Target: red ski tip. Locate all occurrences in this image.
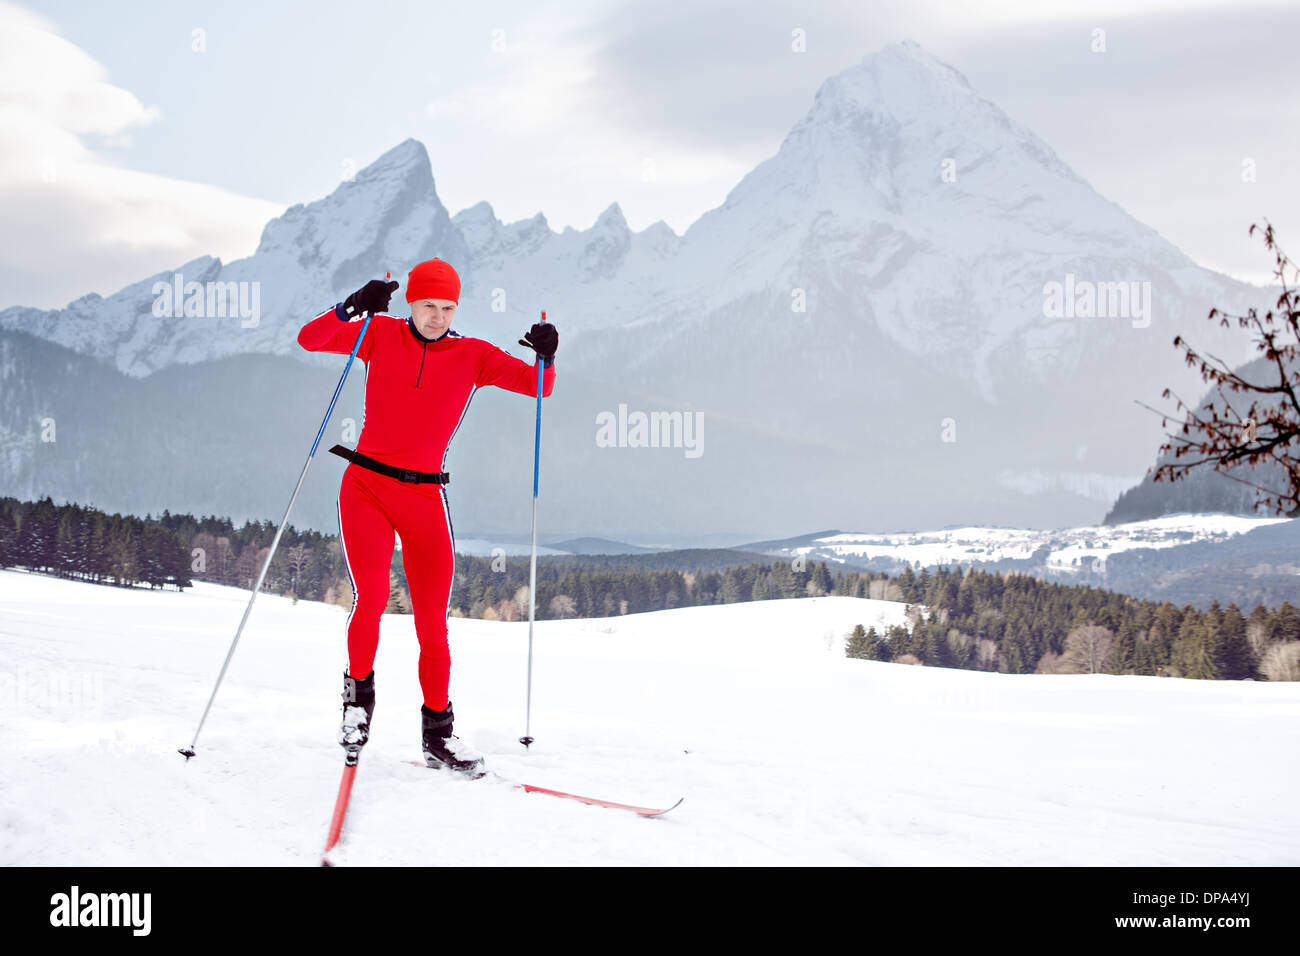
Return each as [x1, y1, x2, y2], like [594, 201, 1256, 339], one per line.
[321, 758, 360, 861]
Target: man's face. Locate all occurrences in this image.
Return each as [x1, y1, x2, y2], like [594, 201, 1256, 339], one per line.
[412, 298, 456, 338]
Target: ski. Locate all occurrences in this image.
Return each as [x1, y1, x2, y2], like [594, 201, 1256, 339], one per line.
[408, 761, 682, 817]
[511, 779, 683, 817]
[320, 750, 361, 866]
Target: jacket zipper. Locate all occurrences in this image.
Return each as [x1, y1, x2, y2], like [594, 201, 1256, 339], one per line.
[416, 342, 427, 387]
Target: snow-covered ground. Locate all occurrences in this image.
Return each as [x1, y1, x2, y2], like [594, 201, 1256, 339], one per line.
[792, 514, 1291, 574]
[1, 567, 1296, 866]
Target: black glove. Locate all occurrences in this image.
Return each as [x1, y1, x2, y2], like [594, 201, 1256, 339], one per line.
[343, 279, 400, 318]
[518, 322, 558, 363]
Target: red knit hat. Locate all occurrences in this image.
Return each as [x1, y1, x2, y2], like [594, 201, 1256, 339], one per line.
[405, 257, 461, 304]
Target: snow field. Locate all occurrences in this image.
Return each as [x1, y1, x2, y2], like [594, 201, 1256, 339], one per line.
[1, 568, 1296, 866]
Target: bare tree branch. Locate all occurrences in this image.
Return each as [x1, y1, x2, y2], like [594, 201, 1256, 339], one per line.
[1140, 220, 1300, 516]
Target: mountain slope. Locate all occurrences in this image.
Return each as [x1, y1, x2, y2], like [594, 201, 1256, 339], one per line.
[0, 42, 1274, 534]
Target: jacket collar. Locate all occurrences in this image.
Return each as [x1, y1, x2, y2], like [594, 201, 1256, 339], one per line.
[407, 316, 453, 344]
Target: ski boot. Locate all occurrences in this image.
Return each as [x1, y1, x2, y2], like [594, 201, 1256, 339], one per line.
[339, 669, 375, 756]
[421, 701, 486, 777]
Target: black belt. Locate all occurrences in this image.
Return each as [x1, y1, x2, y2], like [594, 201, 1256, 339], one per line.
[329, 445, 450, 484]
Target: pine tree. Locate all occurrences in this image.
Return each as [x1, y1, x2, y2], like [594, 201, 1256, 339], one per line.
[623, 573, 649, 614]
[1148, 602, 1180, 670]
[770, 560, 797, 599]
[86, 510, 108, 583]
[1173, 613, 1217, 680]
[55, 507, 79, 578]
[16, 497, 58, 572]
[1268, 602, 1300, 644]
[955, 573, 975, 618]
[386, 570, 410, 613]
[846, 624, 871, 659]
[1133, 629, 1156, 676]
[897, 565, 917, 602]
[882, 625, 909, 661]
[1001, 622, 1031, 674]
[1215, 603, 1260, 680]
[923, 624, 954, 668]
[811, 562, 832, 596]
[0, 504, 14, 567]
[1108, 620, 1137, 675]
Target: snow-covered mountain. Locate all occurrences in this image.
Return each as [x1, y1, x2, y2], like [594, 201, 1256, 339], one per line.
[672, 40, 1247, 396]
[745, 513, 1290, 575]
[0, 41, 1271, 535]
[0, 140, 467, 376]
[4, 567, 1297, 865]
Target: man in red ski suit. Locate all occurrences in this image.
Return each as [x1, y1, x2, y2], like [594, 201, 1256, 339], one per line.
[297, 257, 556, 773]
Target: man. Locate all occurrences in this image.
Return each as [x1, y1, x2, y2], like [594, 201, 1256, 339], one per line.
[297, 257, 557, 773]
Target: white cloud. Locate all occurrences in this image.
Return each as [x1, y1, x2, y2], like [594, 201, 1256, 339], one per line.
[420, 12, 752, 218]
[0, 2, 283, 310]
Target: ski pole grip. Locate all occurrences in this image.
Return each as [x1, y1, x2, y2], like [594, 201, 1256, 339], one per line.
[343, 271, 392, 318]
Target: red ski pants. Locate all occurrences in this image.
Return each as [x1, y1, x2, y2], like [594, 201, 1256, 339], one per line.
[336, 462, 456, 711]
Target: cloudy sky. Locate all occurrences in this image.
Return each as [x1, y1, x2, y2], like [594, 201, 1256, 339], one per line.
[3, 0, 1297, 309]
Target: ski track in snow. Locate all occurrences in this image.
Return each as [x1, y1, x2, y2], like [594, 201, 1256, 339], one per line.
[1, 568, 1296, 866]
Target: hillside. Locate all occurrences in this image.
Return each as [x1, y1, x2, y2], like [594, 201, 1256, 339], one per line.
[1, 568, 1296, 865]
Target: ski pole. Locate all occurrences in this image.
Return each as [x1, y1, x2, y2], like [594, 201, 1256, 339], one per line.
[520, 310, 547, 749]
[180, 280, 386, 760]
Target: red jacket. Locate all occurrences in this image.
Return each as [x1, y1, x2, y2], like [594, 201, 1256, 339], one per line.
[298, 305, 555, 473]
